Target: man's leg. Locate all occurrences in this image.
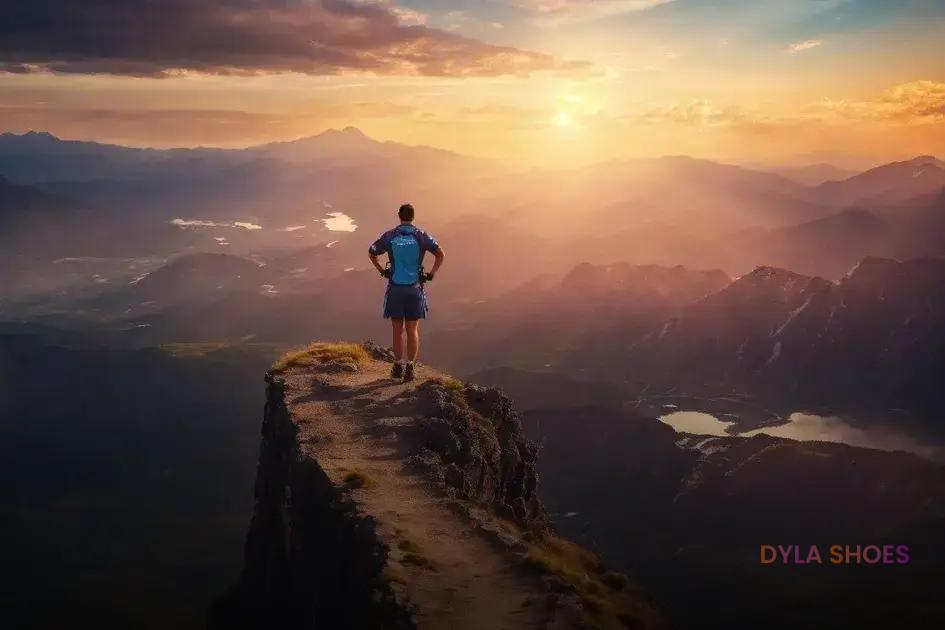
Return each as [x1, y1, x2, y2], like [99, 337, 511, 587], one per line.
[405, 319, 420, 362]
[403, 320, 420, 381]
[391, 318, 405, 361]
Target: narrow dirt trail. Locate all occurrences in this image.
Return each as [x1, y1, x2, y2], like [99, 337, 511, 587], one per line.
[282, 358, 554, 630]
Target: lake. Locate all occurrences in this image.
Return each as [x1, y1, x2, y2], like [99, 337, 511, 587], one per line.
[321, 211, 357, 232]
[660, 410, 942, 460]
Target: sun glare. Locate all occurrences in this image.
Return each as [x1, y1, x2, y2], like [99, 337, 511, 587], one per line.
[554, 112, 571, 127]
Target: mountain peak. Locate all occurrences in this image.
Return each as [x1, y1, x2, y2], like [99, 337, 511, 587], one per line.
[844, 256, 902, 281]
[0, 130, 62, 143]
[314, 126, 371, 142]
[743, 265, 811, 282]
[24, 130, 59, 139]
[729, 265, 834, 295]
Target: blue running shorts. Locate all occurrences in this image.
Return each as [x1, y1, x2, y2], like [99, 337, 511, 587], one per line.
[383, 284, 428, 320]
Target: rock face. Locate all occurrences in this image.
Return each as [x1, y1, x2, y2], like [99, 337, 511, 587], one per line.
[209, 376, 412, 629]
[210, 342, 666, 630]
[410, 381, 546, 528]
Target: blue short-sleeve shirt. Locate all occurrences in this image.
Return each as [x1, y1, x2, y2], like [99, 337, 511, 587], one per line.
[369, 224, 440, 258]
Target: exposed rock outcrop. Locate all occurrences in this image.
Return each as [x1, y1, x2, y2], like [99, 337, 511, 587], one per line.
[210, 342, 666, 630]
[209, 375, 412, 629]
[408, 380, 546, 528]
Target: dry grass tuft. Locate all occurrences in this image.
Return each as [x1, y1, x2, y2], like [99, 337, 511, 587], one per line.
[272, 342, 368, 372]
[342, 470, 373, 490]
[431, 375, 464, 390]
[525, 535, 601, 583]
[523, 534, 657, 628]
[402, 552, 437, 571]
[397, 538, 422, 554]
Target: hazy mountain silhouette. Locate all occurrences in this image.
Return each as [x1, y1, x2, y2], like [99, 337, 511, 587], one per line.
[732, 208, 892, 277]
[85, 253, 272, 318]
[425, 262, 731, 373]
[769, 162, 858, 186]
[813, 155, 945, 207]
[0, 130, 238, 184]
[882, 189, 945, 257]
[644, 257, 945, 421]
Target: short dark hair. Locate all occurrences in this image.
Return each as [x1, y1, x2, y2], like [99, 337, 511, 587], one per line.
[398, 203, 415, 222]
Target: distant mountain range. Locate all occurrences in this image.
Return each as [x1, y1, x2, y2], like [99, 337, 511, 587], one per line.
[0, 128, 492, 186]
[811, 155, 945, 207]
[2, 129, 942, 292]
[638, 257, 945, 422]
[769, 162, 858, 186]
[1, 128, 944, 426]
[8, 243, 944, 429]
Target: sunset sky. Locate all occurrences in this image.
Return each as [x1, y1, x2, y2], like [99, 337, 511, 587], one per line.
[2, 0, 944, 167]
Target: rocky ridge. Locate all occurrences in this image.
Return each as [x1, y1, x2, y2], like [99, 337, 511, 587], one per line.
[210, 341, 665, 629]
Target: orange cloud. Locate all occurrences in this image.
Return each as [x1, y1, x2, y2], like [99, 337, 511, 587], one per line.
[634, 101, 751, 126]
[813, 81, 945, 123]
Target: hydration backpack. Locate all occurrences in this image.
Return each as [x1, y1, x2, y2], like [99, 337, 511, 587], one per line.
[389, 226, 424, 285]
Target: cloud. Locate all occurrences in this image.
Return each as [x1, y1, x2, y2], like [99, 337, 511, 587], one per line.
[172, 218, 263, 230]
[631, 81, 945, 131]
[811, 81, 945, 124]
[786, 39, 824, 53]
[634, 101, 751, 126]
[172, 219, 226, 228]
[512, 0, 675, 23]
[0, 0, 590, 78]
[388, 5, 428, 27]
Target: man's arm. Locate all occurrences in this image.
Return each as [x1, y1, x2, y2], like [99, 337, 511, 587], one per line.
[427, 247, 445, 279]
[368, 234, 390, 277]
[369, 251, 387, 276]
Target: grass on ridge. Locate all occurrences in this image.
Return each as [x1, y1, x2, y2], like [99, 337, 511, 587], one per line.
[524, 535, 602, 584]
[342, 470, 374, 490]
[272, 341, 368, 372]
[431, 375, 464, 390]
[524, 534, 657, 627]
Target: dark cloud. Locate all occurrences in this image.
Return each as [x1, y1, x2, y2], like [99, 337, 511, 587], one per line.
[0, 0, 590, 77]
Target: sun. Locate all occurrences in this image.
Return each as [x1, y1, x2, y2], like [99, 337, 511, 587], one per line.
[554, 112, 571, 128]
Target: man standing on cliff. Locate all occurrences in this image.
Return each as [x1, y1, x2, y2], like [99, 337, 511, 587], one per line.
[368, 203, 445, 382]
